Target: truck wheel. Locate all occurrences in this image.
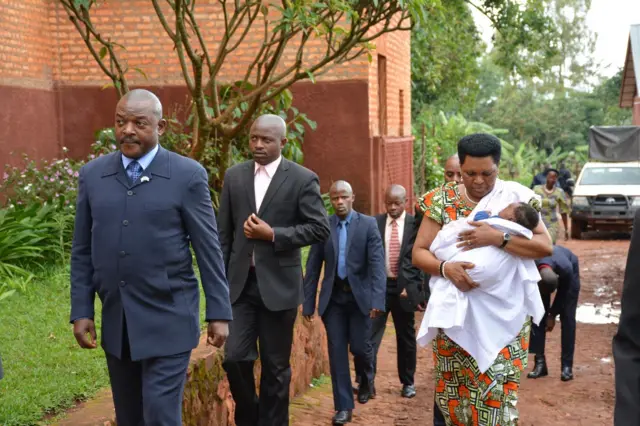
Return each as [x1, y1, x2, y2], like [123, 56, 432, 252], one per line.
[571, 220, 584, 240]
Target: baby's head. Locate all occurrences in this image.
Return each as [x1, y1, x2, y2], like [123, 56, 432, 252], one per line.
[498, 202, 540, 230]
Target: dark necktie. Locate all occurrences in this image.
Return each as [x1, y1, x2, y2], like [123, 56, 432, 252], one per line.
[126, 161, 142, 184]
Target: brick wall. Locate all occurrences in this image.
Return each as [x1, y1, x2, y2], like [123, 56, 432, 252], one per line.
[0, 0, 56, 88]
[368, 17, 412, 139]
[0, 0, 60, 168]
[48, 0, 369, 86]
[0, 0, 414, 214]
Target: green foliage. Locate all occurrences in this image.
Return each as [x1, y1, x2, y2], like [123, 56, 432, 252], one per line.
[474, 66, 632, 154]
[413, 111, 509, 192]
[322, 193, 335, 216]
[0, 205, 69, 280]
[0, 266, 110, 426]
[1, 150, 80, 208]
[411, 0, 484, 117]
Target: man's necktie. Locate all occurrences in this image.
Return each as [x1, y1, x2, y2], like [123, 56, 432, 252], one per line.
[389, 219, 400, 277]
[337, 221, 348, 279]
[126, 161, 142, 184]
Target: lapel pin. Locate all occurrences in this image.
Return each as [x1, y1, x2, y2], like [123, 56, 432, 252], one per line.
[140, 176, 150, 183]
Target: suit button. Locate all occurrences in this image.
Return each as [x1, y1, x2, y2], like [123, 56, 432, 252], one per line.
[122, 220, 129, 226]
[119, 281, 126, 287]
[119, 251, 126, 257]
[127, 190, 133, 196]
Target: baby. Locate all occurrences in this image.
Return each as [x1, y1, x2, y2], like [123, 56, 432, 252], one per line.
[473, 202, 540, 230]
[416, 201, 545, 373]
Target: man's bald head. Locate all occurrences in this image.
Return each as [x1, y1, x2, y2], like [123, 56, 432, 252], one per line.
[331, 180, 353, 195]
[384, 184, 406, 219]
[250, 114, 288, 165]
[115, 89, 166, 159]
[444, 154, 462, 184]
[119, 89, 163, 119]
[385, 184, 406, 200]
[329, 180, 355, 219]
[538, 266, 559, 295]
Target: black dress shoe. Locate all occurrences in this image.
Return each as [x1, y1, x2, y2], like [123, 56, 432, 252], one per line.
[357, 382, 372, 404]
[401, 384, 417, 398]
[561, 366, 574, 382]
[527, 356, 548, 379]
[332, 410, 353, 425]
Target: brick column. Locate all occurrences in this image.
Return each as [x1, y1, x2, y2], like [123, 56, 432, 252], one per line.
[633, 96, 640, 126]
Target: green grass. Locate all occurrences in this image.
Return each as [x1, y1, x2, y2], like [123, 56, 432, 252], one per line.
[0, 246, 310, 425]
[0, 265, 109, 425]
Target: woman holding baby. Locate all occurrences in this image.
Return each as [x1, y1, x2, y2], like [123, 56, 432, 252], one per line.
[413, 133, 553, 426]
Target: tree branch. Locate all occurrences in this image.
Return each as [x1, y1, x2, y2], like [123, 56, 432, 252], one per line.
[58, 0, 129, 97]
[151, 0, 177, 42]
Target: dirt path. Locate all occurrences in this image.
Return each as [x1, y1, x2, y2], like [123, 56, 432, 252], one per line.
[290, 237, 629, 425]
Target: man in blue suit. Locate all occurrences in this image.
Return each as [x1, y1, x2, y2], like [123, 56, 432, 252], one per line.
[303, 180, 386, 425]
[528, 245, 580, 382]
[70, 89, 232, 426]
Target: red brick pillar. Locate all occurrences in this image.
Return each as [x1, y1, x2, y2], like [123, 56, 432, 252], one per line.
[633, 96, 640, 126]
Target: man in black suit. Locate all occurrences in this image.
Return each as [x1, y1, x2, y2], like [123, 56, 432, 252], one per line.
[303, 180, 386, 425]
[613, 209, 640, 425]
[70, 90, 232, 425]
[217, 114, 330, 426]
[367, 184, 423, 399]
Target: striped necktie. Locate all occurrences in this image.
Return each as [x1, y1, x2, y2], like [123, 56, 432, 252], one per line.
[389, 219, 400, 277]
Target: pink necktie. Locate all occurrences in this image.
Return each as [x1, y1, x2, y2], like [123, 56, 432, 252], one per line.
[389, 220, 400, 277]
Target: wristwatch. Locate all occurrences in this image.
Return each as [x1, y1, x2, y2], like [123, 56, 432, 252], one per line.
[500, 232, 511, 248]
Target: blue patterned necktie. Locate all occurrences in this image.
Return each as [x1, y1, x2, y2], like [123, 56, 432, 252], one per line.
[126, 161, 142, 184]
[337, 220, 348, 279]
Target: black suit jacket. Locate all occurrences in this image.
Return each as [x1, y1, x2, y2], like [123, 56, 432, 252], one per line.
[375, 213, 424, 311]
[217, 158, 330, 311]
[613, 209, 640, 424]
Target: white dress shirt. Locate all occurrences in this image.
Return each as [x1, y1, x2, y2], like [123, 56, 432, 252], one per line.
[254, 155, 282, 211]
[385, 211, 405, 278]
[251, 156, 282, 265]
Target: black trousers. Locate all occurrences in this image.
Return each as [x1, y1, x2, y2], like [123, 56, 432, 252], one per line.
[370, 284, 417, 386]
[106, 316, 191, 426]
[222, 269, 298, 426]
[530, 291, 578, 368]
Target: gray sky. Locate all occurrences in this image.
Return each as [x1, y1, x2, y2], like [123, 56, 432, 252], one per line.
[473, 0, 640, 78]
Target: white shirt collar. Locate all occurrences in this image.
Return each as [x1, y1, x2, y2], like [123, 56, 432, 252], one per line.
[386, 211, 406, 226]
[122, 144, 159, 171]
[255, 155, 282, 178]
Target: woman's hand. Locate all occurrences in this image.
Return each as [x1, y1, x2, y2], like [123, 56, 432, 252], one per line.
[457, 221, 504, 251]
[443, 261, 478, 292]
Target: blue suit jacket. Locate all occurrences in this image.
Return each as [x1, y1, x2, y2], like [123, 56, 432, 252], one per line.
[303, 211, 386, 317]
[535, 245, 580, 317]
[70, 146, 232, 361]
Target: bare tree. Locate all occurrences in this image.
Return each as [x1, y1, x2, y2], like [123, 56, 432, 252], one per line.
[58, 0, 421, 195]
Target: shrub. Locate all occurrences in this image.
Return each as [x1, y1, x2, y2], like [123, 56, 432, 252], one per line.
[0, 204, 65, 278]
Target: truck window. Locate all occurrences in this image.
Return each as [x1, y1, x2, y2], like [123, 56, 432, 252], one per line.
[580, 167, 640, 185]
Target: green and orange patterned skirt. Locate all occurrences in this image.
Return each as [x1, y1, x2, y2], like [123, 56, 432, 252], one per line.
[432, 319, 532, 426]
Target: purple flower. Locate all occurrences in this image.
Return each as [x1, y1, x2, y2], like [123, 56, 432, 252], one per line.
[50, 177, 56, 182]
[74, 171, 79, 178]
[89, 154, 96, 160]
[2, 172, 8, 180]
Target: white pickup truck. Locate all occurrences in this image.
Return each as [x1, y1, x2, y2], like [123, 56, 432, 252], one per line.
[571, 161, 640, 239]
